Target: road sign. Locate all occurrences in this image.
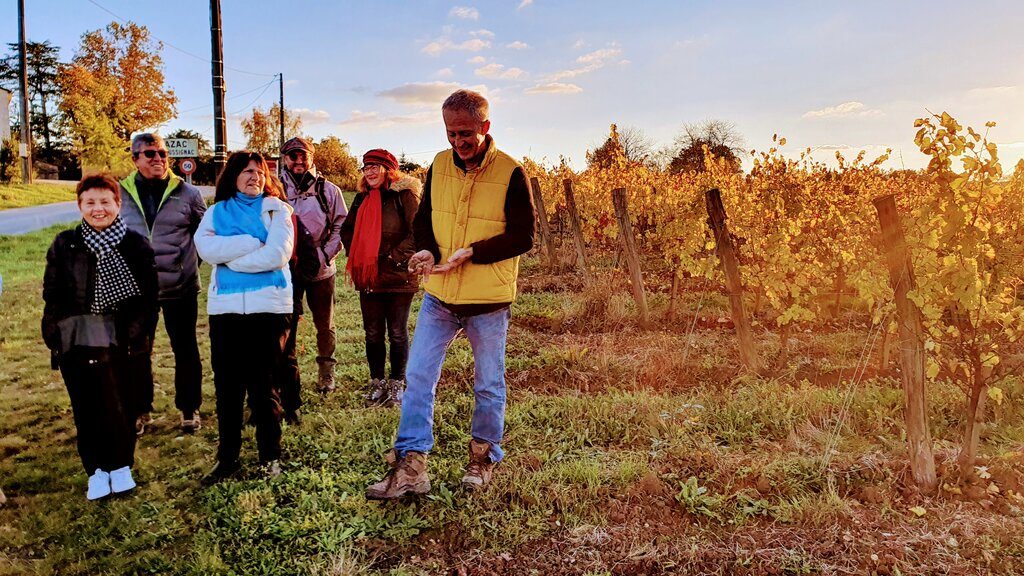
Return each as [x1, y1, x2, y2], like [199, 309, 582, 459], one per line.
[179, 158, 197, 176]
[165, 138, 199, 158]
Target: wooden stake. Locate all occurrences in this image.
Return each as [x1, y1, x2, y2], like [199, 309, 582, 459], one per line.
[562, 179, 592, 283]
[611, 188, 649, 326]
[530, 177, 558, 271]
[704, 188, 762, 374]
[873, 194, 937, 494]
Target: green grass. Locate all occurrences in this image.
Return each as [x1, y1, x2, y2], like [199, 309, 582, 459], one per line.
[0, 184, 76, 210]
[1, 230, 1023, 574]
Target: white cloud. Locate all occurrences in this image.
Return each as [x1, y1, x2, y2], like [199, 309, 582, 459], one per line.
[292, 108, 331, 124]
[573, 39, 586, 49]
[422, 37, 491, 56]
[339, 110, 440, 127]
[376, 82, 490, 106]
[449, 6, 479, 20]
[506, 41, 529, 50]
[475, 63, 526, 80]
[470, 29, 495, 39]
[518, 0, 533, 9]
[525, 82, 583, 95]
[468, 55, 487, 64]
[544, 47, 623, 82]
[803, 101, 884, 119]
[434, 67, 454, 79]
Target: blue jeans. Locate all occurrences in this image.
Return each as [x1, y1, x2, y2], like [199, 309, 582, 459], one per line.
[394, 293, 510, 462]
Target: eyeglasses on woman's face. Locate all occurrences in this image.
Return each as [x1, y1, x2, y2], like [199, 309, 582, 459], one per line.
[361, 164, 383, 173]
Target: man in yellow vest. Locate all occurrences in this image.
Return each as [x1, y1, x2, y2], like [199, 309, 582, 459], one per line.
[366, 89, 535, 500]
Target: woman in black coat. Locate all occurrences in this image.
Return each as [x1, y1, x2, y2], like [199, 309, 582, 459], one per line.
[42, 174, 158, 500]
[340, 149, 422, 407]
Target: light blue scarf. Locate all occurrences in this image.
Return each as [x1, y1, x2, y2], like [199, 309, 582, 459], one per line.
[213, 193, 287, 295]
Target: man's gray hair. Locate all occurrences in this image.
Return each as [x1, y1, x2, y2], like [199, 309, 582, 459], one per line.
[131, 133, 165, 155]
[442, 89, 489, 122]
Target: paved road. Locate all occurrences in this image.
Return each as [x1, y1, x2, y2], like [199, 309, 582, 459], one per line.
[0, 185, 214, 236]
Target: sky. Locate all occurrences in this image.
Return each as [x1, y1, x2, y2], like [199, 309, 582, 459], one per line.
[3, 0, 1024, 171]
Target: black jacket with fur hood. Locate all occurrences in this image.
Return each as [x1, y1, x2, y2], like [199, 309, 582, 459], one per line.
[340, 174, 423, 293]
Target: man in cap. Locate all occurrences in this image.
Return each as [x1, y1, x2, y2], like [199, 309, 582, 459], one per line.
[279, 137, 348, 423]
[366, 89, 535, 499]
[119, 133, 207, 435]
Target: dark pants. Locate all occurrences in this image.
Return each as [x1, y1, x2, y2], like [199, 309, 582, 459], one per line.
[280, 275, 336, 412]
[359, 291, 415, 380]
[60, 348, 137, 474]
[140, 293, 204, 415]
[210, 313, 290, 464]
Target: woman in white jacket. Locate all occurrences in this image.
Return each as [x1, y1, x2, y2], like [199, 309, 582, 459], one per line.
[195, 152, 294, 484]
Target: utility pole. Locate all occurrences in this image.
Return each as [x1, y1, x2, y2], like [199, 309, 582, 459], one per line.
[210, 0, 227, 178]
[278, 73, 285, 153]
[18, 0, 32, 184]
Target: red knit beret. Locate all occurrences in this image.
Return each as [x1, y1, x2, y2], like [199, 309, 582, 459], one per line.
[362, 149, 398, 172]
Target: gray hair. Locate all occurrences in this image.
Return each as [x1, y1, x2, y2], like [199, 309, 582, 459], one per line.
[442, 89, 489, 123]
[131, 133, 165, 155]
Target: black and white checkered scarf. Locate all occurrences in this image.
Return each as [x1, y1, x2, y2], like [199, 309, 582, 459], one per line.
[81, 216, 141, 313]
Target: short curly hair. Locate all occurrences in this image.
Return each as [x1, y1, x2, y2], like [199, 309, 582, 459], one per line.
[76, 173, 122, 204]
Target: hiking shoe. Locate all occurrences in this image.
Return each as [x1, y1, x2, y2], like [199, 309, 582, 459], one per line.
[263, 460, 282, 479]
[363, 378, 386, 407]
[317, 372, 336, 394]
[181, 411, 202, 433]
[87, 469, 111, 500]
[365, 451, 431, 500]
[109, 466, 136, 494]
[383, 379, 405, 408]
[135, 412, 153, 436]
[461, 439, 495, 491]
[201, 460, 241, 486]
[284, 409, 302, 425]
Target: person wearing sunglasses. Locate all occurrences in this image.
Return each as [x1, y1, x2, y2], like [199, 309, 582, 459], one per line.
[119, 133, 207, 438]
[277, 137, 348, 424]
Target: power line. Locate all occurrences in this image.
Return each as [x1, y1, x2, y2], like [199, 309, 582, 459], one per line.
[82, 0, 277, 77]
[229, 75, 277, 115]
[177, 77, 279, 115]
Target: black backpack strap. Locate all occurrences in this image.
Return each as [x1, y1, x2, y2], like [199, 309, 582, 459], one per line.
[313, 176, 332, 243]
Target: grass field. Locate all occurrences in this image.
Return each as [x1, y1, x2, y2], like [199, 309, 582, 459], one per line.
[1, 225, 1023, 575]
[0, 184, 76, 211]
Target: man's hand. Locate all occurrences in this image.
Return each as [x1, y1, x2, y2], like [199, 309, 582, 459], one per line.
[432, 247, 473, 274]
[408, 250, 436, 282]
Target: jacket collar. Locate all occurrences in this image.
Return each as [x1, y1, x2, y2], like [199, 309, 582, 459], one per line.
[451, 135, 496, 173]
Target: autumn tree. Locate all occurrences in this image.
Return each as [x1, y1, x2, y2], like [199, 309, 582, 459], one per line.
[240, 103, 302, 155]
[59, 22, 177, 171]
[666, 119, 744, 174]
[587, 124, 652, 168]
[0, 41, 64, 159]
[314, 135, 359, 190]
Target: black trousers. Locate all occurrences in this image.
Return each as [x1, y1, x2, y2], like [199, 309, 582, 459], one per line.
[140, 293, 204, 415]
[60, 347, 138, 474]
[280, 275, 335, 412]
[209, 313, 290, 464]
[358, 291, 415, 380]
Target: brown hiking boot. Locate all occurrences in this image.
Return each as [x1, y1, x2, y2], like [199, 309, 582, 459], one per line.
[365, 450, 431, 500]
[461, 439, 495, 491]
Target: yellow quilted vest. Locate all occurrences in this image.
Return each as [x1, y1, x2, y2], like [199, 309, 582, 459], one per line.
[425, 142, 522, 304]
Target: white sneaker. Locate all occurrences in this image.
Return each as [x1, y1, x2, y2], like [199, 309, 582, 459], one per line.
[87, 469, 111, 500]
[109, 466, 136, 494]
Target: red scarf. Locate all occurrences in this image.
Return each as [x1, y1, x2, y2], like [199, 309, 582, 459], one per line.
[346, 188, 382, 290]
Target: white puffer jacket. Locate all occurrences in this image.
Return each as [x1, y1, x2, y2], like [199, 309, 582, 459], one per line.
[194, 196, 295, 315]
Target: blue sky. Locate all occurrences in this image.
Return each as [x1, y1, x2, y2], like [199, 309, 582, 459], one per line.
[3, 0, 1023, 170]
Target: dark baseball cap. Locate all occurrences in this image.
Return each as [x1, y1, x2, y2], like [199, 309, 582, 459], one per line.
[281, 137, 314, 155]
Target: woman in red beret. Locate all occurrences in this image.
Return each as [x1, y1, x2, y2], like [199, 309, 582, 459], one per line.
[340, 149, 422, 407]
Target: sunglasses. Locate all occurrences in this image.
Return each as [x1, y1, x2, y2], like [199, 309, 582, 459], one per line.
[286, 150, 308, 161]
[135, 150, 168, 159]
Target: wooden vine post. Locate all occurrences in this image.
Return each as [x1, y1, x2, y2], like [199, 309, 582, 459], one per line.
[611, 188, 649, 327]
[704, 188, 762, 374]
[562, 179, 592, 283]
[529, 177, 558, 270]
[872, 194, 937, 494]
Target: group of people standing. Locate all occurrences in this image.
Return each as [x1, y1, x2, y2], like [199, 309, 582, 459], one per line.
[40, 89, 535, 502]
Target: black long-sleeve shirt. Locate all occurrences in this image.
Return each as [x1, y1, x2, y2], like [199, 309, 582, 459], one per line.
[413, 145, 536, 316]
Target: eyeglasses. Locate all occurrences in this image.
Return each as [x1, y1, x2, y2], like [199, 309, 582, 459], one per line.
[135, 149, 168, 159]
[286, 150, 308, 161]
[361, 164, 383, 173]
